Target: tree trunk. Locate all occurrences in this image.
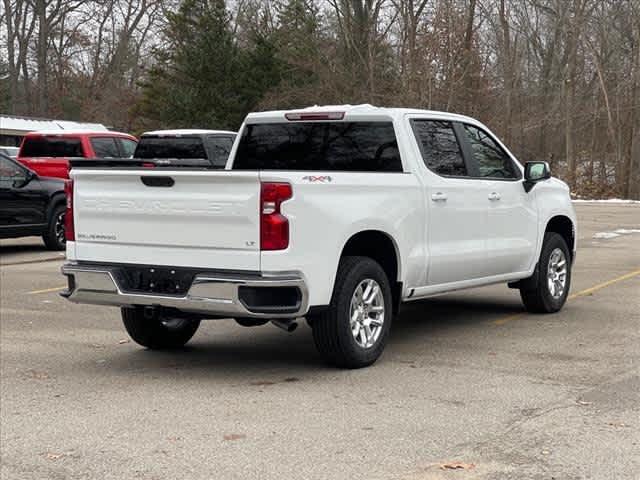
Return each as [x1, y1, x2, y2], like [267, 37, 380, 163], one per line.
[499, 0, 513, 145]
[36, 0, 48, 116]
[461, 0, 476, 114]
[628, 19, 640, 200]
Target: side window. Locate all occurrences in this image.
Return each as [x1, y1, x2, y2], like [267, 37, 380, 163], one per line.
[204, 136, 234, 167]
[462, 125, 519, 179]
[0, 157, 27, 187]
[118, 138, 137, 157]
[91, 137, 120, 158]
[411, 120, 467, 177]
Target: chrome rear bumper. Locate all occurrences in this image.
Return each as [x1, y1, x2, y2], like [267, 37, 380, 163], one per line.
[60, 263, 309, 319]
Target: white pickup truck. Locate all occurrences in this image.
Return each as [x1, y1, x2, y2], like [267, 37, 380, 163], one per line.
[61, 105, 577, 368]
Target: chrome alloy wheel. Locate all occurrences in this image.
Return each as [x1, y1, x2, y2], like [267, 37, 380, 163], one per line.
[55, 211, 66, 245]
[547, 248, 568, 299]
[349, 279, 385, 349]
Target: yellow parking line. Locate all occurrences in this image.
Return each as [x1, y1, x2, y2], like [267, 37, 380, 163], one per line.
[493, 268, 640, 326]
[568, 269, 640, 300]
[28, 285, 67, 294]
[492, 313, 525, 326]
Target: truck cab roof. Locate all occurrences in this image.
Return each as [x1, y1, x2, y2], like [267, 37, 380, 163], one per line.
[141, 129, 236, 137]
[244, 104, 481, 125]
[23, 130, 136, 139]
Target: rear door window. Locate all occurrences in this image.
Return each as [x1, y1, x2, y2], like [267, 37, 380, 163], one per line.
[90, 137, 120, 158]
[234, 122, 402, 172]
[134, 137, 207, 159]
[411, 120, 467, 177]
[21, 137, 83, 157]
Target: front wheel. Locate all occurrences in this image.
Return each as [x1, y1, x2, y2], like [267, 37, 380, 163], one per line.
[309, 256, 393, 369]
[520, 232, 571, 313]
[121, 307, 200, 349]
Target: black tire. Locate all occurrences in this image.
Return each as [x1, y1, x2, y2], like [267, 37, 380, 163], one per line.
[121, 307, 200, 349]
[520, 232, 571, 313]
[309, 256, 393, 369]
[42, 204, 66, 251]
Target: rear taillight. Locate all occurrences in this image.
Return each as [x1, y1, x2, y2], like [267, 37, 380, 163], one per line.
[64, 179, 75, 241]
[260, 182, 292, 251]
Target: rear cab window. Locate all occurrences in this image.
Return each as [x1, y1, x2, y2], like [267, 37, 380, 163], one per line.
[134, 137, 207, 160]
[20, 136, 84, 157]
[233, 122, 402, 172]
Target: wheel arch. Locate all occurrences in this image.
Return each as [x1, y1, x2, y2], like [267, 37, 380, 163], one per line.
[46, 192, 66, 223]
[339, 230, 402, 314]
[544, 215, 575, 261]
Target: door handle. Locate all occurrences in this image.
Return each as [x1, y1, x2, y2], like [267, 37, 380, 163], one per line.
[431, 192, 447, 202]
[488, 192, 501, 201]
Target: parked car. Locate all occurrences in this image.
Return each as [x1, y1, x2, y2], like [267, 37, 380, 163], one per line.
[133, 129, 236, 168]
[60, 105, 577, 368]
[0, 152, 67, 250]
[0, 146, 19, 159]
[17, 130, 138, 179]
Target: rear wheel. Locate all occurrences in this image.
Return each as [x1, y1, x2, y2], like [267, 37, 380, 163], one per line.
[121, 307, 200, 349]
[43, 204, 66, 251]
[520, 232, 571, 313]
[309, 256, 392, 369]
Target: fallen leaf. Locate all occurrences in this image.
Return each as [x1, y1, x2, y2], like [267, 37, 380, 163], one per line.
[118, 339, 130, 344]
[25, 370, 49, 380]
[576, 400, 592, 406]
[607, 422, 628, 428]
[223, 434, 246, 441]
[440, 462, 475, 470]
[45, 452, 65, 460]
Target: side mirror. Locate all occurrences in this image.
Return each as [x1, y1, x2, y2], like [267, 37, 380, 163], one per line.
[523, 161, 551, 193]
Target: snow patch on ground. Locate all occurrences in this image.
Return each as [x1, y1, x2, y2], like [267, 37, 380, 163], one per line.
[593, 232, 621, 239]
[573, 199, 640, 204]
[593, 229, 640, 239]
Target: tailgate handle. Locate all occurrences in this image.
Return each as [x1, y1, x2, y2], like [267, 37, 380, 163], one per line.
[141, 176, 174, 187]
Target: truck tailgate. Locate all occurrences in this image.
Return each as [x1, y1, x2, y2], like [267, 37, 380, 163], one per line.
[71, 169, 261, 270]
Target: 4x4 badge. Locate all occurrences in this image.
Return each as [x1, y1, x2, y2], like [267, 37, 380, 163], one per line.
[302, 175, 332, 183]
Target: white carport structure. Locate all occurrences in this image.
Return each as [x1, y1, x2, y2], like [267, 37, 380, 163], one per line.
[0, 115, 108, 146]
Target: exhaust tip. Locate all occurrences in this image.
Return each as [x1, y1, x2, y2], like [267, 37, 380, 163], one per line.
[271, 319, 298, 333]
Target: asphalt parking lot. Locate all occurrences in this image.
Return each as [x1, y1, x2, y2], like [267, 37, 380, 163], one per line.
[1, 203, 638, 480]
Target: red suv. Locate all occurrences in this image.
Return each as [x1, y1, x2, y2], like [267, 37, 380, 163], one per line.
[17, 130, 138, 179]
